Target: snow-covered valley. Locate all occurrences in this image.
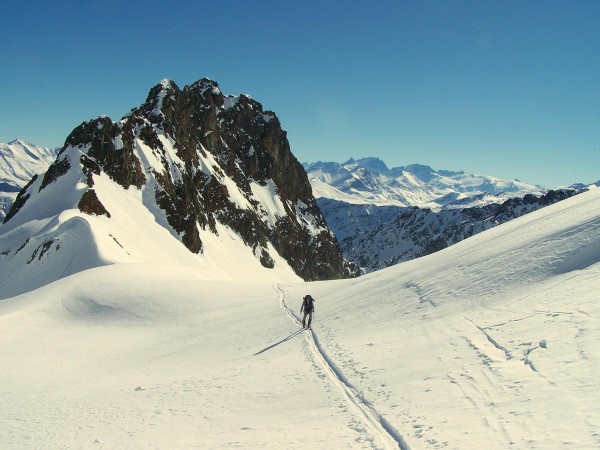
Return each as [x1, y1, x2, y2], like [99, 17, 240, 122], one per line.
[2, 186, 599, 449]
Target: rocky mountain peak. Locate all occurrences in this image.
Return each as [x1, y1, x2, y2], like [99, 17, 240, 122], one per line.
[186, 77, 224, 108]
[159, 78, 177, 89]
[343, 157, 389, 174]
[399, 164, 436, 182]
[9, 138, 34, 147]
[141, 79, 180, 120]
[2, 77, 355, 283]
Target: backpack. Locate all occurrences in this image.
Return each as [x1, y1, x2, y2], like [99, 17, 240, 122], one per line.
[303, 295, 315, 312]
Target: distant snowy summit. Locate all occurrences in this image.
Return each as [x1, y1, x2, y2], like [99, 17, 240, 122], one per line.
[0, 139, 58, 187]
[0, 140, 59, 221]
[0, 77, 354, 299]
[304, 157, 545, 209]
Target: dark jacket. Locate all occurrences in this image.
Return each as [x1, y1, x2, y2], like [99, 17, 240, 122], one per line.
[300, 295, 315, 313]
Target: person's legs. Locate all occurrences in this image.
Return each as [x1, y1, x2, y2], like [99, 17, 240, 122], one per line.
[307, 311, 313, 328]
[302, 311, 307, 328]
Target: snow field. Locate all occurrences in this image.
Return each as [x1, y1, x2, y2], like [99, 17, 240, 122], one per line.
[0, 187, 599, 448]
[0, 266, 377, 448]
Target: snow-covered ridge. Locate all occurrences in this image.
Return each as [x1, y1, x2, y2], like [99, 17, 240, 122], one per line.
[304, 157, 545, 209]
[329, 188, 581, 273]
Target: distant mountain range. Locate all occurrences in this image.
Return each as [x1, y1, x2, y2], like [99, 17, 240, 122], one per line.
[0, 140, 59, 221]
[304, 158, 586, 273]
[1, 141, 592, 280]
[304, 157, 545, 209]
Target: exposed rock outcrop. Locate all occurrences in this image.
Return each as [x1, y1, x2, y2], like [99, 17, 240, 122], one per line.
[78, 189, 111, 218]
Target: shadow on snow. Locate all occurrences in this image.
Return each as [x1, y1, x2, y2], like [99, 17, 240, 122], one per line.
[253, 328, 305, 356]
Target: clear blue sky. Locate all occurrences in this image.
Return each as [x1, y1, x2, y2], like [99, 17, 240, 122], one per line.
[2, 1, 599, 187]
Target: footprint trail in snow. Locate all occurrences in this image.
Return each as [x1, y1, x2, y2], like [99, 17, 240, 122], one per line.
[276, 284, 410, 450]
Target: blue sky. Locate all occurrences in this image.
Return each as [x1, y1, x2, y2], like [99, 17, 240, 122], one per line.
[1, 1, 599, 187]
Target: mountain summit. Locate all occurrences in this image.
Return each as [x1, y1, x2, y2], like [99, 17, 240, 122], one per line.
[0, 77, 353, 298]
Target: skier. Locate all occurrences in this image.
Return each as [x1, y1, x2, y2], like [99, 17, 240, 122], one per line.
[300, 294, 315, 329]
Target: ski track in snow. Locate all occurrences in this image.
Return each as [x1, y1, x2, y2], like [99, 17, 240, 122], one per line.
[275, 284, 410, 450]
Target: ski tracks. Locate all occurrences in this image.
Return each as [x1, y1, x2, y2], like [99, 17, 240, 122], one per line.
[275, 285, 410, 450]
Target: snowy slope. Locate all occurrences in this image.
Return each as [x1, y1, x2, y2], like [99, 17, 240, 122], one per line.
[1, 187, 599, 448]
[0, 143, 302, 300]
[285, 186, 600, 448]
[0, 139, 58, 220]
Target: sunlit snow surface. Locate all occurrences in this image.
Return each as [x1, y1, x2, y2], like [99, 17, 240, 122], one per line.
[1, 188, 600, 449]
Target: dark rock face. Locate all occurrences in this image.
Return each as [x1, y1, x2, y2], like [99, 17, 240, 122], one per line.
[65, 116, 146, 190]
[10, 77, 351, 281]
[3, 175, 38, 223]
[78, 189, 111, 218]
[132, 78, 350, 279]
[40, 158, 71, 191]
